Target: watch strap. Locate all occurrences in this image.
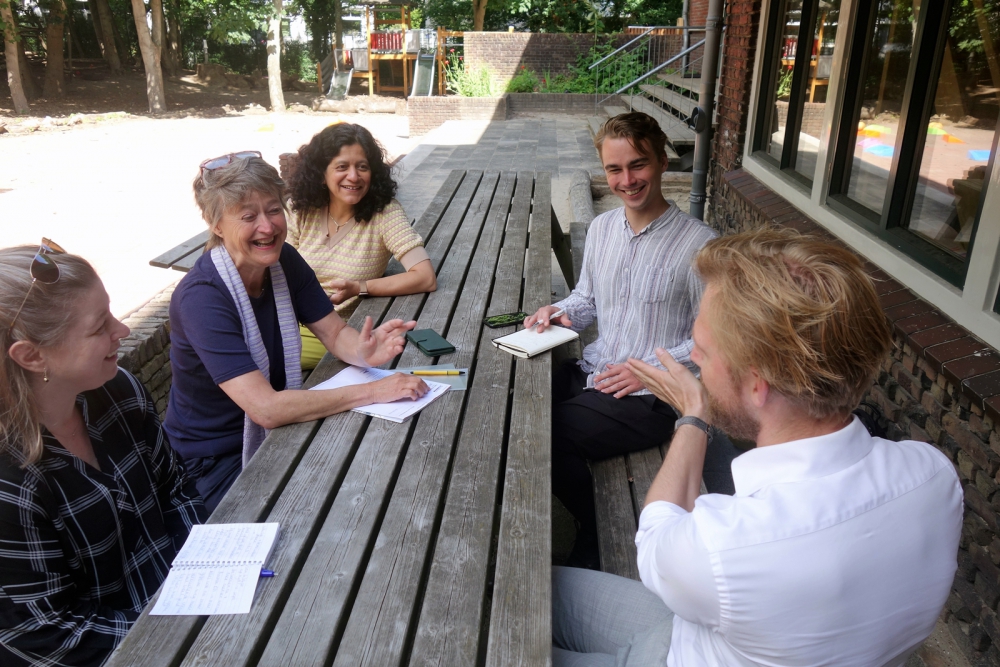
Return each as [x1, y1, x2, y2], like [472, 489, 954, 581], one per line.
[674, 415, 713, 442]
[359, 280, 369, 298]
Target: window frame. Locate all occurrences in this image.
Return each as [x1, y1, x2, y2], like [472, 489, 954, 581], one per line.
[743, 0, 1000, 350]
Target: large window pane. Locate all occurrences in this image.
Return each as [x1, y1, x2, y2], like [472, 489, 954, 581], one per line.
[909, 0, 998, 261]
[845, 0, 920, 214]
[793, 1, 842, 179]
[763, 0, 804, 161]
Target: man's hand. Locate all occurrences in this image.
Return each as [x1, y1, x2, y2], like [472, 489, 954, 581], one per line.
[356, 316, 416, 367]
[523, 305, 572, 332]
[329, 279, 360, 305]
[369, 373, 429, 403]
[594, 363, 643, 398]
[628, 348, 709, 420]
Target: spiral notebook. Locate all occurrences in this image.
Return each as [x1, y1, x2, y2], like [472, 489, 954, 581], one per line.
[151, 523, 280, 616]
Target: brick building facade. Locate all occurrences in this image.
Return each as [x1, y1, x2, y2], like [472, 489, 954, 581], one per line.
[707, 0, 1000, 663]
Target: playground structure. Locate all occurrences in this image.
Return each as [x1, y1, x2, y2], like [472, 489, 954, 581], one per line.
[317, 1, 463, 98]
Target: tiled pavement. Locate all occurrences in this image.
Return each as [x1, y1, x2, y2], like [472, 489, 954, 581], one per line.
[396, 116, 603, 223]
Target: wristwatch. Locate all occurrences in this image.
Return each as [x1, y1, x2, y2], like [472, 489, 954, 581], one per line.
[358, 280, 369, 298]
[674, 415, 713, 443]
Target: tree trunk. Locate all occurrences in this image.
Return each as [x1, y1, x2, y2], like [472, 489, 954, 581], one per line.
[1, 0, 30, 112]
[129, 0, 166, 112]
[16, 35, 38, 99]
[267, 0, 285, 112]
[92, 0, 121, 72]
[159, 4, 176, 75]
[86, 0, 105, 51]
[165, 0, 182, 71]
[472, 0, 487, 31]
[334, 0, 342, 50]
[43, 0, 67, 98]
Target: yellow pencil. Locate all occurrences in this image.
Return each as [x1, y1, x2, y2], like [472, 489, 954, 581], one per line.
[411, 370, 465, 376]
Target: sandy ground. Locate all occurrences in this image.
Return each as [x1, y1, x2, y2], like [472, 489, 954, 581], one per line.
[0, 111, 425, 317]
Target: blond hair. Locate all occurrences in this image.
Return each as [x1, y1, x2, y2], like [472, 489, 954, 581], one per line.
[594, 111, 668, 164]
[0, 246, 101, 466]
[695, 227, 891, 420]
[192, 155, 286, 250]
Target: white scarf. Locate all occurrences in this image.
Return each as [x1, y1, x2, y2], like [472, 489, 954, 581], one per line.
[211, 245, 302, 467]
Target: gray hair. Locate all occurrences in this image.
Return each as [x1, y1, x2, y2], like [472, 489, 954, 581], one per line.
[0, 245, 101, 465]
[192, 155, 287, 250]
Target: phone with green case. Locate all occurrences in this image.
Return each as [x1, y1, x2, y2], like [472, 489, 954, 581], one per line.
[406, 329, 456, 356]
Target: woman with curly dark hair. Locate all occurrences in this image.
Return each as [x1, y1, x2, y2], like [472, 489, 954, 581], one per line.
[286, 123, 436, 369]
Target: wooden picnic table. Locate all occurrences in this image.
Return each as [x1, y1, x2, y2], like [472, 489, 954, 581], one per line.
[114, 169, 557, 667]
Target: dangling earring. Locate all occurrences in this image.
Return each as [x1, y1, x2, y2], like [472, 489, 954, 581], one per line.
[43, 368, 49, 383]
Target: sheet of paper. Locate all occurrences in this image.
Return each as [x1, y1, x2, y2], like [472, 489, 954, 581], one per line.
[397, 364, 468, 391]
[174, 523, 279, 566]
[150, 564, 261, 616]
[310, 366, 450, 422]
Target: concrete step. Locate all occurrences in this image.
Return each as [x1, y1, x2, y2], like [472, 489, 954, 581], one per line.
[622, 95, 697, 146]
[640, 84, 697, 118]
[603, 105, 630, 117]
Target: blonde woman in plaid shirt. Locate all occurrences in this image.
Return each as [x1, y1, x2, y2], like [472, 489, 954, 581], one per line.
[0, 245, 206, 666]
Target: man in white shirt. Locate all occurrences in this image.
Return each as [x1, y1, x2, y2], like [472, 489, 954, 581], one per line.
[551, 227, 963, 666]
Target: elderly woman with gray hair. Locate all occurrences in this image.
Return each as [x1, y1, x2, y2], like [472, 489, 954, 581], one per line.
[165, 152, 428, 512]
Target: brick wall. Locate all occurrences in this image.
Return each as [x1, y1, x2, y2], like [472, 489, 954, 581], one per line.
[116, 285, 173, 420]
[774, 101, 826, 139]
[506, 93, 596, 114]
[707, 0, 762, 228]
[407, 96, 507, 136]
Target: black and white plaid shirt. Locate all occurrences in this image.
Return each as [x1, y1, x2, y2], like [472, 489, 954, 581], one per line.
[0, 370, 206, 667]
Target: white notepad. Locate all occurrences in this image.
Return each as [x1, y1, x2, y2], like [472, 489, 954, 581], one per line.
[309, 366, 450, 423]
[491, 324, 579, 358]
[151, 523, 279, 616]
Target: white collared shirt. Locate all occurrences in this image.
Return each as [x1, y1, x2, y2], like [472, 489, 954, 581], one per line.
[635, 417, 963, 666]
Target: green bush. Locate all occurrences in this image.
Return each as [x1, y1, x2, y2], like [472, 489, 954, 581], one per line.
[444, 51, 498, 97]
[506, 67, 540, 93]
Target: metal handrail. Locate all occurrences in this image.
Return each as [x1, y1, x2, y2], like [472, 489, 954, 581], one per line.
[589, 25, 708, 71]
[610, 38, 707, 96]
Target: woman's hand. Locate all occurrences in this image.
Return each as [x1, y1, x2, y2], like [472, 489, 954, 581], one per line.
[356, 316, 416, 367]
[523, 305, 572, 332]
[329, 279, 360, 305]
[627, 348, 709, 420]
[369, 373, 429, 403]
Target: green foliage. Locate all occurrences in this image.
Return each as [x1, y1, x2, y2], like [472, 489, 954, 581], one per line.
[506, 66, 539, 92]
[285, 40, 317, 82]
[444, 50, 497, 96]
[776, 68, 793, 100]
[422, 0, 680, 33]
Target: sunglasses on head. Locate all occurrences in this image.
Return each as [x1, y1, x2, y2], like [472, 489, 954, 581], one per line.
[199, 151, 263, 175]
[7, 238, 67, 337]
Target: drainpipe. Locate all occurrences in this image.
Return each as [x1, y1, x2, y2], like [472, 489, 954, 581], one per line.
[681, 0, 690, 74]
[688, 0, 724, 221]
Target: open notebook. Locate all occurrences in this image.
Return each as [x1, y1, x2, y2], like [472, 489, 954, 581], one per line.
[491, 324, 579, 359]
[310, 366, 450, 423]
[151, 523, 280, 616]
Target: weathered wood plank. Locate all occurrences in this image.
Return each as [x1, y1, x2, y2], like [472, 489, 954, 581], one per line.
[485, 171, 553, 667]
[411, 169, 466, 242]
[550, 205, 574, 289]
[329, 172, 506, 667]
[149, 230, 210, 268]
[407, 172, 525, 667]
[171, 245, 205, 273]
[592, 457, 641, 580]
[628, 446, 665, 522]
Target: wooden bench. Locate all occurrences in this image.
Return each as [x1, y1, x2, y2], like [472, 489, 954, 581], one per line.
[113, 169, 557, 667]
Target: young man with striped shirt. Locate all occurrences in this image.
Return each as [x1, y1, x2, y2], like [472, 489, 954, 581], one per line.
[526, 112, 734, 568]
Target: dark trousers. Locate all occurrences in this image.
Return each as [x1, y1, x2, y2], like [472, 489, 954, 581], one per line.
[551, 360, 739, 539]
[184, 451, 242, 515]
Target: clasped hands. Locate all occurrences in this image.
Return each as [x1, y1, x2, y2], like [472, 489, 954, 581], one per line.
[330, 278, 363, 305]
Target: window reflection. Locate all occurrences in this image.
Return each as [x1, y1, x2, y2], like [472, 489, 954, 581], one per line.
[794, 0, 841, 180]
[908, 0, 998, 261]
[845, 0, 920, 214]
[765, 0, 804, 162]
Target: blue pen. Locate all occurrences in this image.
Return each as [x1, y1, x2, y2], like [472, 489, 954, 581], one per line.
[260, 569, 275, 578]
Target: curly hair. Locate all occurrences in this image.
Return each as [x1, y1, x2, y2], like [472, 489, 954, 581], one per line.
[695, 227, 892, 420]
[287, 123, 397, 223]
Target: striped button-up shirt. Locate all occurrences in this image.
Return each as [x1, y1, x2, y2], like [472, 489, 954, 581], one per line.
[554, 203, 717, 395]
